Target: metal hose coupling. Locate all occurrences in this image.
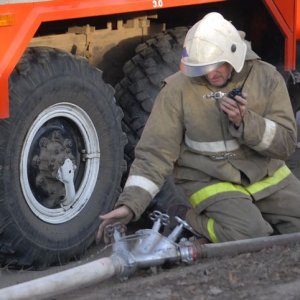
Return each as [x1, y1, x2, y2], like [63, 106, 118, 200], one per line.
[180, 237, 210, 262]
[105, 210, 203, 279]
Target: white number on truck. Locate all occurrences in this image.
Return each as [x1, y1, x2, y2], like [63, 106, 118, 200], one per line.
[152, 0, 164, 8]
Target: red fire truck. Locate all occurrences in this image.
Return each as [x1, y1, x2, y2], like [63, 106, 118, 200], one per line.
[0, 0, 299, 268]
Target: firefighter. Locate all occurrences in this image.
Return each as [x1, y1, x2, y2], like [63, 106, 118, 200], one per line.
[96, 12, 300, 244]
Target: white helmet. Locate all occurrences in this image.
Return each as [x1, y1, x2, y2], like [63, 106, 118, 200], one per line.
[180, 12, 247, 77]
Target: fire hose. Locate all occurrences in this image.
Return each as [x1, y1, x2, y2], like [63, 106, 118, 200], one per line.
[1, 210, 300, 300]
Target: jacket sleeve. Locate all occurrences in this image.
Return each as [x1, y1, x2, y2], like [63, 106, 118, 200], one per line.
[115, 82, 184, 220]
[229, 68, 297, 160]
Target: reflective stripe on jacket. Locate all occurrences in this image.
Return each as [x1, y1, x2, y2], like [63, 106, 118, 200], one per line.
[189, 165, 291, 212]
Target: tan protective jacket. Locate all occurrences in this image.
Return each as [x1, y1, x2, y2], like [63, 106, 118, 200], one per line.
[117, 55, 297, 220]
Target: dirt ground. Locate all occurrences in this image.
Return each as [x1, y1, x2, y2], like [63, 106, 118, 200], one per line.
[60, 243, 300, 300]
[1, 138, 300, 299]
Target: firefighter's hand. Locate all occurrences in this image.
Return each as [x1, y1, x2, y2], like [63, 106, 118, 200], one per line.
[220, 93, 247, 127]
[95, 205, 134, 244]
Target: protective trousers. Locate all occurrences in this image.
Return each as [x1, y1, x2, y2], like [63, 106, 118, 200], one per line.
[179, 169, 300, 243]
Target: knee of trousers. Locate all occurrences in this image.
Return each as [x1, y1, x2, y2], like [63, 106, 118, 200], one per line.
[231, 219, 274, 240]
[214, 214, 273, 242]
[187, 210, 273, 242]
[211, 218, 274, 242]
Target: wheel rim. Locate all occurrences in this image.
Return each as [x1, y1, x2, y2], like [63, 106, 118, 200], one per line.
[20, 102, 100, 224]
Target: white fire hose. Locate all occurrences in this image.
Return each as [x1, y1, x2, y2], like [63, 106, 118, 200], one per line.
[1, 211, 300, 300]
[0, 257, 120, 300]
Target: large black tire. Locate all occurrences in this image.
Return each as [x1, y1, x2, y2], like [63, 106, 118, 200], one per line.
[0, 47, 126, 268]
[115, 28, 188, 211]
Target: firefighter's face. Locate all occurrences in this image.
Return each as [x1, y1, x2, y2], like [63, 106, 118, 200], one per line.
[205, 63, 233, 87]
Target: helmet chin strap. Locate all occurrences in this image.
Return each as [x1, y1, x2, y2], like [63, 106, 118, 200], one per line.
[228, 66, 234, 79]
[223, 65, 234, 86]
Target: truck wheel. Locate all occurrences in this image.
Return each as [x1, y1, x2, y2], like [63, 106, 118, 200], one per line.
[0, 47, 126, 268]
[115, 28, 188, 211]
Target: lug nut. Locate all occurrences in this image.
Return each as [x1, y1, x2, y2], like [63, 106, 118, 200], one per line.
[39, 137, 49, 148]
[32, 155, 41, 167]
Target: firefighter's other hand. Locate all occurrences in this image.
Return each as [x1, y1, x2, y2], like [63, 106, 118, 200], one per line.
[220, 93, 247, 127]
[95, 205, 134, 244]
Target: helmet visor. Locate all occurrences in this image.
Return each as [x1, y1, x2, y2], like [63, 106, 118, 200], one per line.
[180, 61, 224, 77]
